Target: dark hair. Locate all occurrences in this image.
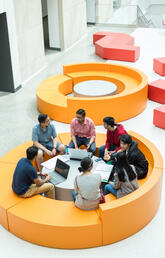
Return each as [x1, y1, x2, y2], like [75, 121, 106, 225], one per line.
[115, 151, 136, 182]
[76, 109, 86, 117]
[38, 114, 48, 123]
[26, 146, 38, 160]
[119, 134, 132, 145]
[78, 157, 93, 172]
[103, 117, 115, 127]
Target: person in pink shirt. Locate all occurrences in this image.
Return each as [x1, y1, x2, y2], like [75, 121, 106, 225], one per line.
[68, 109, 96, 154]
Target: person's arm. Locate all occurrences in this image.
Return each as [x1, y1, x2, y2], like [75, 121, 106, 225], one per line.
[51, 124, 58, 155]
[105, 130, 110, 154]
[71, 135, 79, 149]
[33, 175, 51, 187]
[70, 120, 78, 149]
[86, 121, 96, 150]
[33, 141, 52, 156]
[74, 177, 78, 194]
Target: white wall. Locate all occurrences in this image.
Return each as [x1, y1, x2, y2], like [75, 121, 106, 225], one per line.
[0, 0, 5, 13]
[95, 0, 113, 23]
[13, 0, 45, 82]
[60, 0, 87, 50]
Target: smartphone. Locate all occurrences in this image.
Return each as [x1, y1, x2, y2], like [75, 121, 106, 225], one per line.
[95, 158, 102, 162]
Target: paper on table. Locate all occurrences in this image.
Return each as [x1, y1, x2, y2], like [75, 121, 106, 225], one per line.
[41, 155, 69, 170]
[94, 163, 113, 181]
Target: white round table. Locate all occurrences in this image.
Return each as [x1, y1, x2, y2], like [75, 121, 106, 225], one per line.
[73, 80, 117, 97]
[42, 155, 105, 201]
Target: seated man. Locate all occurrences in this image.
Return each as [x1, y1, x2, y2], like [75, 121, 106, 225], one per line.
[32, 114, 65, 171]
[68, 109, 96, 154]
[99, 116, 127, 159]
[12, 146, 55, 199]
[111, 134, 149, 179]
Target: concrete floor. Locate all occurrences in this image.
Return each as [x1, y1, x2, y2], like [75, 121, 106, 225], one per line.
[0, 25, 165, 258]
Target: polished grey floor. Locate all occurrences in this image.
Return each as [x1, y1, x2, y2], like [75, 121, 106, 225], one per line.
[0, 25, 165, 258]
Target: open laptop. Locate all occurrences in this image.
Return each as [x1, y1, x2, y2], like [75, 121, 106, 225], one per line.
[68, 148, 92, 161]
[48, 158, 70, 185]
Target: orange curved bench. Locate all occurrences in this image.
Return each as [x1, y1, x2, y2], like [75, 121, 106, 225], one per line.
[36, 63, 148, 125]
[0, 131, 163, 248]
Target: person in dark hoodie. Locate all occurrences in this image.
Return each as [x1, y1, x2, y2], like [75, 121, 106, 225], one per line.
[113, 134, 149, 179]
[99, 117, 127, 159]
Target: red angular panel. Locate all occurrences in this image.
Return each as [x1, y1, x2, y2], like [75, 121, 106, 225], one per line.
[93, 32, 140, 62]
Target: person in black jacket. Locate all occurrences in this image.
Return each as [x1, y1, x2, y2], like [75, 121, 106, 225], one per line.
[115, 134, 148, 179]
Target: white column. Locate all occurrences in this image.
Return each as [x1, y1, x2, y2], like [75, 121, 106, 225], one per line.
[4, 0, 22, 91]
[47, 0, 61, 49]
[61, 0, 87, 50]
[86, 0, 96, 24]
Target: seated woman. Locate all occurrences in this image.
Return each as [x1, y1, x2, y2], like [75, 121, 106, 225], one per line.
[72, 157, 101, 210]
[104, 151, 139, 198]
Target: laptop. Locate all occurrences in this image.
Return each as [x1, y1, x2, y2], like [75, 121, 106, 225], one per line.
[49, 158, 70, 185]
[68, 148, 92, 161]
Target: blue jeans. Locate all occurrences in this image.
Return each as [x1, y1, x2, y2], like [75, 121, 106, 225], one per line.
[69, 136, 96, 154]
[72, 190, 76, 201]
[104, 183, 117, 196]
[99, 144, 118, 158]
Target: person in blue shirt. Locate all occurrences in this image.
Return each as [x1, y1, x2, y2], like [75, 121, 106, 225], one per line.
[12, 146, 55, 199]
[32, 114, 65, 171]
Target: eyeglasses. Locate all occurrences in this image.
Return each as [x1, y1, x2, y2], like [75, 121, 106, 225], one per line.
[76, 116, 82, 120]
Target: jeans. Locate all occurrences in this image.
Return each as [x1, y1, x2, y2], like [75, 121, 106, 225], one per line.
[104, 183, 117, 196]
[72, 190, 76, 202]
[69, 136, 96, 154]
[99, 144, 118, 158]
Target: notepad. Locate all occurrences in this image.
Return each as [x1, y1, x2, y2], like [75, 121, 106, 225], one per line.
[94, 163, 113, 182]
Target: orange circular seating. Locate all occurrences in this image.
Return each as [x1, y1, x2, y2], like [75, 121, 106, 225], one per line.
[0, 131, 163, 248]
[36, 63, 148, 125]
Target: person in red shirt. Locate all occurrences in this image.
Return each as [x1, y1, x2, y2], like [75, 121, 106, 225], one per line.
[99, 117, 127, 159]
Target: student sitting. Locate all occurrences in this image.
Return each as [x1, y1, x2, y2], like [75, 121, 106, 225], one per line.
[99, 116, 127, 159]
[72, 157, 101, 210]
[117, 134, 148, 179]
[105, 134, 149, 180]
[69, 109, 96, 154]
[104, 151, 139, 198]
[12, 146, 55, 199]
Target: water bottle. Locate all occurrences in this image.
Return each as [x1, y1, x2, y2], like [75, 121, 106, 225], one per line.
[65, 145, 69, 155]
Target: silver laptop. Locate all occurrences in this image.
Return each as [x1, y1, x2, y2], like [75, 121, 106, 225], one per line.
[49, 158, 70, 185]
[68, 148, 92, 161]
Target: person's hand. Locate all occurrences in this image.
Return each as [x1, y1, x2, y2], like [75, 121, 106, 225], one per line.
[75, 146, 79, 150]
[104, 154, 110, 161]
[45, 175, 51, 181]
[51, 148, 56, 156]
[46, 149, 53, 156]
[109, 150, 115, 155]
[86, 144, 90, 150]
[104, 149, 109, 156]
[42, 172, 48, 176]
